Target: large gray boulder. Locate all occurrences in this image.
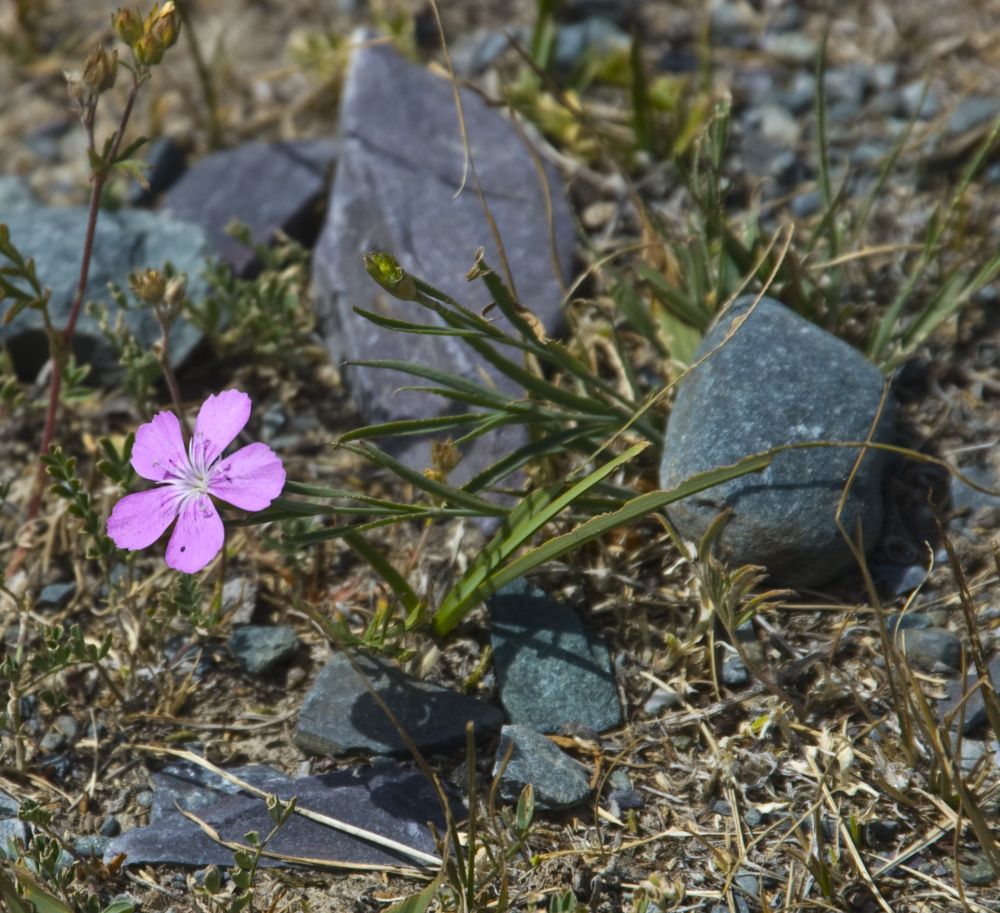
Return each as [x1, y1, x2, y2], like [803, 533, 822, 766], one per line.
[1, 190, 209, 382]
[659, 296, 895, 586]
[312, 35, 575, 487]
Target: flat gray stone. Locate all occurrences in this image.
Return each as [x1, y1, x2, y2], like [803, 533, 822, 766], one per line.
[494, 724, 592, 810]
[1, 206, 209, 381]
[312, 34, 574, 488]
[488, 579, 622, 734]
[659, 296, 895, 587]
[898, 627, 962, 672]
[104, 760, 451, 868]
[228, 625, 300, 676]
[160, 139, 336, 277]
[295, 652, 504, 756]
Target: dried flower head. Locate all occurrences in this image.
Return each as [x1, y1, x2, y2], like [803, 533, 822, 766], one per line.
[82, 45, 118, 95]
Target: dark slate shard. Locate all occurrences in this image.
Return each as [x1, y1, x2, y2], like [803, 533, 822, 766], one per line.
[295, 652, 504, 757]
[494, 725, 592, 810]
[0, 207, 209, 382]
[228, 624, 300, 676]
[104, 761, 452, 868]
[311, 34, 575, 488]
[659, 296, 895, 587]
[488, 578, 622, 734]
[160, 139, 337, 277]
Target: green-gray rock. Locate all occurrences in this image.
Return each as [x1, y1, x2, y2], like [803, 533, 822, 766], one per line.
[494, 724, 592, 810]
[488, 579, 622, 734]
[659, 296, 895, 587]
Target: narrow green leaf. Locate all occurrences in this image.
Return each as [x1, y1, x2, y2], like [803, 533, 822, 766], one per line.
[353, 306, 488, 338]
[479, 451, 773, 597]
[516, 783, 535, 832]
[433, 443, 648, 635]
[384, 871, 444, 913]
[344, 443, 506, 515]
[344, 531, 421, 616]
[339, 412, 504, 441]
[433, 449, 773, 635]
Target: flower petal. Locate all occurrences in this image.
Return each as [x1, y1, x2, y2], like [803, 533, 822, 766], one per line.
[107, 486, 182, 550]
[165, 494, 224, 573]
[191, 389, 252, 468]
[130, 410, 188, 482]
[208, 443, 286, 511]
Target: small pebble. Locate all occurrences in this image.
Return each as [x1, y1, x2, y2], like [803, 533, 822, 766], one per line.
[37, 581, 76, 611]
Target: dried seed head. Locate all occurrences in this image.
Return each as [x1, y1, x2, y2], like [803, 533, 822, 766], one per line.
[130, 268, 167, 305]
[82, 45, 118, 95]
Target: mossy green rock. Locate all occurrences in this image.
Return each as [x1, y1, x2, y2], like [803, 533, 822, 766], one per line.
[659, 296, 895, 586]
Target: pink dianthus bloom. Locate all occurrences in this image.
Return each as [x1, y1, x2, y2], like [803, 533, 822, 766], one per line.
[107, 389, 285, 573]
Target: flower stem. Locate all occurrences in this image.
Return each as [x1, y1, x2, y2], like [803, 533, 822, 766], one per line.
[12, 74, 145, 571]
[155, 306, 192, 441]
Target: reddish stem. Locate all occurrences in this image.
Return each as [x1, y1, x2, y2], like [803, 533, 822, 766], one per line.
[17, 77, 144, 549]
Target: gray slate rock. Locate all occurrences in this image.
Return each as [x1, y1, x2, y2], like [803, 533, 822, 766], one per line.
[0, 819, 31, 859]
[37, 581, 76, 611]
[0, 176, 39, 212]
[295, 652, 504, 756]
[312, 34, 574, 488]
[228, 624, 300, 676]
[898, 627, 962, 672]
[1, 205, 209, 381]
[160, 139, 337, 277]
[721, 654, 750, 686]
[0, 790, 18, 817]
[494, 724, 592, 810]
[128, 136, 188, 206]
[874, 562, 929, 595]
[950, 464, 1000, 516]
[488, 579, 622, 734]
[105, 760, 452, 868]
[946, 96, 1000, 138]
[553, 18, 630, 72]
[659, 296, 895, 587]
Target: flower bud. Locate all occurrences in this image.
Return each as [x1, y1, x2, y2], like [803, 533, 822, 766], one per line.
[164, 275, 187, 312]
[150, 2, 180, 53]
[82, 46, 118, 95]
[112, 8, 143, 46]
[130, 268, 167, 305]
[133, 32, 163, 66]
[363, 251, 417, 300]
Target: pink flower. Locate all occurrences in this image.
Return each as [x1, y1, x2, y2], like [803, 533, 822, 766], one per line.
[107, 389, 286, 573]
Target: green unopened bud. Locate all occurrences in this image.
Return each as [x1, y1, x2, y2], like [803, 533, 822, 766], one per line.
[129, 268, 167, 305]
[112, 8, 143, 46]
[82, 45, 118, 95]
[133, 31, 163, 66]
[364, 251, 417, 301]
